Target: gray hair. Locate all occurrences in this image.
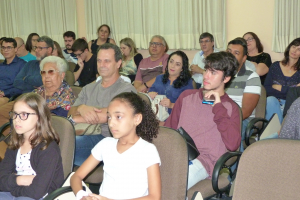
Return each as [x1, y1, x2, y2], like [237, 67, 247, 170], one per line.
[40, 56, 68, 73]
[97, 43, 122, 62]
[38, 36, 54, 52]
[150, 35, 169, 52]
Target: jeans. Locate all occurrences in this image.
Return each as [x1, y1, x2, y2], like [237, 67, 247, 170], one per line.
[74, 134, 105, 166]
[0, 192, 41, 200]
[187, 158, 209, 189]
[265, 96, 285, 124]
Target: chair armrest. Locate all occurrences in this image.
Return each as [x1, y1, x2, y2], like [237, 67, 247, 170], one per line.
[43, 186, 74, 200]
[0, 122, 10, 142]
[212, 151, 242, 194]
[245, 118, 269, 146]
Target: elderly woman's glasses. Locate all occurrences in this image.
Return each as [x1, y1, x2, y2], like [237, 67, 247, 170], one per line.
[245, 38, 254, 43]
[40, 69, 59, 76]
[9, 111, 37, 120]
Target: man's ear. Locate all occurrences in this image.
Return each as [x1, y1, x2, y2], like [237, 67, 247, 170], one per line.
[117, 59, 122, 69]
[242, 54, 247, 64]
[223, 76, 231, 84]
[48, 47, 53, 55]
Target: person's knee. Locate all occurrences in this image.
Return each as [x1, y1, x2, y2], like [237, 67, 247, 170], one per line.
[267, 96, 280, 107]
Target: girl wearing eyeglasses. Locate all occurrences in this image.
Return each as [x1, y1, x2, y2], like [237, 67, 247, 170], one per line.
[0, 93, 64, 200]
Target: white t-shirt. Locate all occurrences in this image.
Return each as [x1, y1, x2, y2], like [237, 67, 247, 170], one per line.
[91, 137, 161, 199]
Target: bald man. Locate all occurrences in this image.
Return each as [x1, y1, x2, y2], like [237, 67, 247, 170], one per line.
[15, 37, 36, 62]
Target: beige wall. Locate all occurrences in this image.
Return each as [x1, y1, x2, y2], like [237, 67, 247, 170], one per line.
[75, 0, 283, 62]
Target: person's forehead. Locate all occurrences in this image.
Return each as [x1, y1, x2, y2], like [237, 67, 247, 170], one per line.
[64, 36, 74, 41]
[2, 41, 14, 46]
[43, 62, 58, 69]
[200, 37, 211, 41]
[228, 44, 243, 52]
[38, 41, 47, 46]
[98, 49, 115, 58]
[151, 37, 163, 43]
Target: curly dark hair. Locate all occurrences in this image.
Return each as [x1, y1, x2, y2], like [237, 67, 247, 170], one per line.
[162, 51, 191, 88]
[111, 92, 159, 142]
[282, 37, 300, 71]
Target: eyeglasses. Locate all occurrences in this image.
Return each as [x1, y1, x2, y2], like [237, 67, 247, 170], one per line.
[74, 51, 84, 57]
[149, 42, 164, 47]
[35, 46, 49, 51]
[200, 40, 211, 44]
[40, 69, 60, 76]
[17, 43, 24, 51]
[1, 46, 14, 51]
[9, 111, 37, 120]
[245, 38, 254, 43]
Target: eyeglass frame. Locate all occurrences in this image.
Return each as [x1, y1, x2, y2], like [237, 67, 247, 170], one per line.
[199, 40, 211, 44]
[245, 37, 254, 43]
[1, 46, 15, 51]
[40, 69, 60, 76]
[35, 46, 49, 51]
[9, 111, 37, 121]
[74, 51, 84, 57]
[149, 42, 164, 47]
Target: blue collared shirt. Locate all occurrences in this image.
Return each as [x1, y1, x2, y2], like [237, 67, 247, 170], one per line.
[0, 56, 26, 97]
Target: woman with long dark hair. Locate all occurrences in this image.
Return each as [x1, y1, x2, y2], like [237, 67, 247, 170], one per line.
[25, 33, 39, 57]
[148, 51, 195, 114]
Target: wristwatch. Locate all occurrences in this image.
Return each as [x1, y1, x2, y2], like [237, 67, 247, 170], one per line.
[67, 115, 76, 126]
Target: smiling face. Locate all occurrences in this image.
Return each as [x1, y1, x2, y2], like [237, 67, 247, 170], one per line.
[12, 101, 38, 139]
[107, 99, 142, 140]
[167, 54, 183, 78]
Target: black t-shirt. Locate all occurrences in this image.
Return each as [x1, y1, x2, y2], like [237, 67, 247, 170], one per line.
[74, 54, 98, 87]
[247, 52, 272, 85]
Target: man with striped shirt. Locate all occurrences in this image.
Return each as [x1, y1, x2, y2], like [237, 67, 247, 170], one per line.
[226, 38, 261, 151]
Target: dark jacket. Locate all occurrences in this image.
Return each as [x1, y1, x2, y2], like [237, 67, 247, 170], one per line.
[0, 141, 64, 199]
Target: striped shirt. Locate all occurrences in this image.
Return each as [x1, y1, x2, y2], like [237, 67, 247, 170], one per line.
[226, 64, 261, 119]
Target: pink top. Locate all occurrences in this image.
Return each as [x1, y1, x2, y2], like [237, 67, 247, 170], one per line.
[165, 89, 241, 178]
[135, 54, 169, 83]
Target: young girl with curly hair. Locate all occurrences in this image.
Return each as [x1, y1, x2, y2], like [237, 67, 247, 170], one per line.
[71, 92, 161, 200]
[0, 93, 63, 200]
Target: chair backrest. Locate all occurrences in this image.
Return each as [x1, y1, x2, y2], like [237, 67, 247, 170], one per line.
[64, 70, 75, 86]
[70, 86, 82, 98]
[68, 62, 76, 73]
[255, 85, 266, 119]
[137, 92, 151, 107]
[233, 139, 300, 200]
[152, 126, 188, 200]
[51, 116, 75, 179]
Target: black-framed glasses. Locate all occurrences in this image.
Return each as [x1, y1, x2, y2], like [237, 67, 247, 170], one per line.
[1, 46, 14, 51]
[245, 38, 254, 43]
[40, 69, 60, 76]
[74, 51, 84, 57]
[35, 46, 49, 51]
[149, 42, 164, 47]
[9, 111, 37, 120]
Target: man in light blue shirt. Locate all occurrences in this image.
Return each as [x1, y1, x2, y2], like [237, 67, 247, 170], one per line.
[15, 37, 36, 62]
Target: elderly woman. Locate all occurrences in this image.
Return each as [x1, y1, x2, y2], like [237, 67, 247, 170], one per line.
[120, 37, 143, 82]
[148, 51, 195, 115]
[33, 56, 76, 117]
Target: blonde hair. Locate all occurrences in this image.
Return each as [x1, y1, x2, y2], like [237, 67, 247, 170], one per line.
[120, 37, 138, 60]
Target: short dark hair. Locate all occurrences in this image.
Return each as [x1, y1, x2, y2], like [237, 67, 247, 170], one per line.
[199, 32, 214, 43]
[2, 38, 17, 48]
[71, 38, 88, 52]
[38, 36, 54, 53]
[162, 51, 191, 88]
[204, 52, 239, 79]
[243, 32, 264, 53]
[25, 33, 39, 52]
[282, 37, 300, 71]
[228, 37, 248, 56]
[0, 37, 7, 45]
[98, 43, 122, 63]
[97, 24, 111, 35]
[63, 31, 76, 40]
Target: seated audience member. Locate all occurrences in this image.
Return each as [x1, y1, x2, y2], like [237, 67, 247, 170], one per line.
[52, 41, 65, 59]
[0, 93, 63, 200]
[0, 37, 6, 60]
[120, 37, 143, 82]
[72, 38, 98, 87]
[165, 52, 241, 189]
[226, 38, 261, 151]
[88, 24, 116, 55]
[264, 38, 300, 124]
[14, 36, 53, 93]
[62, 31, 77, 64]
[243, 32, 272, 84]
[148, 51, 194, 115]
[278, 97, 300, 139]
[190, 32, 219, 88]
[0, 38, 26, 106]
[71, 92, 161, 200]
[67, 43, 137, 166]
[25, 33, 39, 57]
[15, 37, 36, 62]
[134, 35, 169, 92]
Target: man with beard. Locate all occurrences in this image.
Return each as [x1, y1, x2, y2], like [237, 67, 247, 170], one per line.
[62, 31, 77, 64]
[14, 36, 53, 93]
